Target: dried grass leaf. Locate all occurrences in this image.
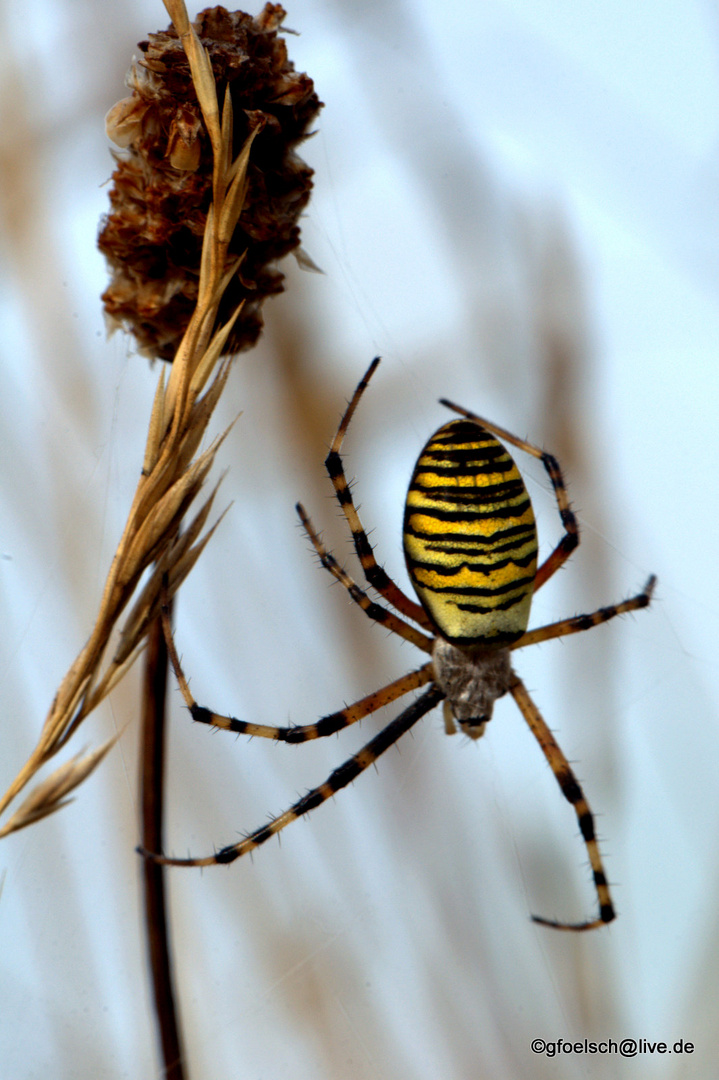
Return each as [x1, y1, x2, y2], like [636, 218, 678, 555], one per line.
[161, 0, 190, 37]
[0, 738, 118, 839]
[115, 480, 225, 665]
[143, 367, 168, 475]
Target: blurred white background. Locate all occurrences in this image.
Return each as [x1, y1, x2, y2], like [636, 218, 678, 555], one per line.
[1, 0, 718, 1077]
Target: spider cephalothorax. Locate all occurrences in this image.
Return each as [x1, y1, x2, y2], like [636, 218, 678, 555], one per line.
[146, 357, 655, 931]
[432, 639, 512, 739]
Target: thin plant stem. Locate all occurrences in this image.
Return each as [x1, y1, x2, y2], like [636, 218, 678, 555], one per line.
[140, 598, 186, 1080]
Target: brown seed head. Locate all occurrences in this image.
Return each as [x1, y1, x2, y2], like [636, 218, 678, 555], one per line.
[99, 4, 322, 361]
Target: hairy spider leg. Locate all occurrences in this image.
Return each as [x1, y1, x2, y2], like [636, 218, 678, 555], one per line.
[296, 502, 433, 653]
[509, 672, 615, 931]
[142, 685, 445, 867]
[512, 575, 656, 651]
[160, 598, 433, 742]
[325, 358, 434, 630]
[439, 399, 578, 592]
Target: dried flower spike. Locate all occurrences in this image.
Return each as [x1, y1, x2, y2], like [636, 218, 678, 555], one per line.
[99, 4, 322, 361]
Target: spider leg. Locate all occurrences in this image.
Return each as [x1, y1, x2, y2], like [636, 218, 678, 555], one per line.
[161, 597, 433, 741]
[140, 684, 445, 867]
[511, 574, 656, 651]
[508, 672, 614, 931]
[325, 358, 433, 629]
[438, 399, 578, 592]
[297, 502, 433, 653]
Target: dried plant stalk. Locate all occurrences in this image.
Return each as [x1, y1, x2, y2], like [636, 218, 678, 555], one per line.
[0, 2, 320, 839]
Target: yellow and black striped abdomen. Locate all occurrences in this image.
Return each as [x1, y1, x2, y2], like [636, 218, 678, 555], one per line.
[403, 419, 537, 647]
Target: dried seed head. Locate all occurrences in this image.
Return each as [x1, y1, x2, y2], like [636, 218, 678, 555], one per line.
[99, 4, 322, 361]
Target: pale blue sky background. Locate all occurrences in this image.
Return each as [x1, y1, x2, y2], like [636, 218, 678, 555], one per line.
[1, 1, 718, 1077]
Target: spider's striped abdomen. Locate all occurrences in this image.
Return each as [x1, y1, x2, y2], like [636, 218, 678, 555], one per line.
[403, 419, 538, 647]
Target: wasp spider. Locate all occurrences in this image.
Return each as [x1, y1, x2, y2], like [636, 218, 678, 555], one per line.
[148, 358, 655, 931]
